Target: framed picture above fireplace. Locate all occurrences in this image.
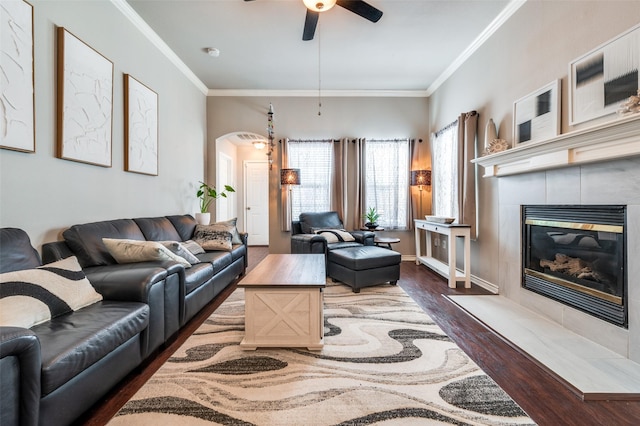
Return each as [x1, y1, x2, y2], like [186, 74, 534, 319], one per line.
[513, 79, 560, 146]
[569, 23, 640, 126]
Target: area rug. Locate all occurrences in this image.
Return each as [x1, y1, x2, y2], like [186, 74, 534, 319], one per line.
[109, 282, 535, 425]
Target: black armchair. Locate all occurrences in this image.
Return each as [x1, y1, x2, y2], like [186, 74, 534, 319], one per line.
[291, 211, 374, 254]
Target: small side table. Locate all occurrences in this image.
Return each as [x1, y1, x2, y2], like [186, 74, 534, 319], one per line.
[374, 236, 400, 249]
[360, 226, 384, 232]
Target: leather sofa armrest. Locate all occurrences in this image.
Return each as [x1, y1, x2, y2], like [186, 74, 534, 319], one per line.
[41, 241, 75, 264]
[83, 263, 172, 302]
[349, 230, 375, 246]
[0, 327, 41, 426]
[291, 234, 327, 254]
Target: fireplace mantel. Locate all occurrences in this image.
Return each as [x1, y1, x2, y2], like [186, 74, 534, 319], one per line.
[472, 115, 640, 177]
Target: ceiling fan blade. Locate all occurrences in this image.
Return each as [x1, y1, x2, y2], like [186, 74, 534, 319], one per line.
[302, 9, 319, 41]
[336, 0, 383, 23]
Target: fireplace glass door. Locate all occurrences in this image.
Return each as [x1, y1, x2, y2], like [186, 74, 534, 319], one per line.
[522, 205, 627, 327]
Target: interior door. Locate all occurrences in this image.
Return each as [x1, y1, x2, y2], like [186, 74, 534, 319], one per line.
[244, 161, 269, 246]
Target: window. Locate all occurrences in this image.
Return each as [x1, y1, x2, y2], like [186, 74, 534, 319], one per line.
[431, 122, 459, 220]
[364, 139, 410, 229]
[287, 140, 334, 220]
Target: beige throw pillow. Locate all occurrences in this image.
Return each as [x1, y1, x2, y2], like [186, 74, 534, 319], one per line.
[102, 238, 192, 268]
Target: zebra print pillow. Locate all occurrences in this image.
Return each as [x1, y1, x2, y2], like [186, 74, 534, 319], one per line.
[313, 228, 356, 244]
[0, 256, 103, 329]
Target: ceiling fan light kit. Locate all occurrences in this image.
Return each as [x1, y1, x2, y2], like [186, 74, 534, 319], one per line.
[303, 0, 337, 12]
[246, 0, 382, 41]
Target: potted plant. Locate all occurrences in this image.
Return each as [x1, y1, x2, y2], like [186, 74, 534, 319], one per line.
[195, 181, 235, 225]
[363, 207, 381, 230]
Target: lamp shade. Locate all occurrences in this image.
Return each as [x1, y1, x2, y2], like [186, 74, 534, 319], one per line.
[410, 170, 431, 186]
[280, 168, 301, 185]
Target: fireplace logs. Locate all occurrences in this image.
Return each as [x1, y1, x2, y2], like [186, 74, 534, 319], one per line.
[540, 253, 604, 282]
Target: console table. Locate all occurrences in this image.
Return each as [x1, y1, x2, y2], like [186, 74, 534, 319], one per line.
[414, 220, 471, 288]
[238, 254, 325, 350]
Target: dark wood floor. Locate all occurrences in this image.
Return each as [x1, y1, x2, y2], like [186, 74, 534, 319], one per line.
[78, 247, 640, 426]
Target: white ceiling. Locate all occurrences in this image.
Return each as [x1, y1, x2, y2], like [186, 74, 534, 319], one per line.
[124, 0, 518, 95]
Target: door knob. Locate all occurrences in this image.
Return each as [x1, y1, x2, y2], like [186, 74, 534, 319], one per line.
[246, 207, 251, 210]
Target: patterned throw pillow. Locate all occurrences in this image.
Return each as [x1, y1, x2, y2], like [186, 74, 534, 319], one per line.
[313, 228, 356, 244]
[182, 239, 206, 255]
[0, 256, 103, 328]
[213, 218, 243, 245]
[193, 224, 233, 251]
[159, 241, 201, 264]
[102, 238, 192, 268]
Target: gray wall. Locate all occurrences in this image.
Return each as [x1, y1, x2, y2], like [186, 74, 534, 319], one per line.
[207, 96, 430, 254]
[429, 0, 640, 286]
[0, 0, 207, 250]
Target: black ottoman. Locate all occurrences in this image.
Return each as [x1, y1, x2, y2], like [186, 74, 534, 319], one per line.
[328, 246, 401, 293]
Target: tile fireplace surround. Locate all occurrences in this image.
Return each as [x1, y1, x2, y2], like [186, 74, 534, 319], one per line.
[474, 115, 640, 364]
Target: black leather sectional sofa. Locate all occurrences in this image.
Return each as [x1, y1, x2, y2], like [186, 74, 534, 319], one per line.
[0, 215, 247, 426]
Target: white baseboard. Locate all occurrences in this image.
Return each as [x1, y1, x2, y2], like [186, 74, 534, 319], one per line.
[470, 274, 499, 294]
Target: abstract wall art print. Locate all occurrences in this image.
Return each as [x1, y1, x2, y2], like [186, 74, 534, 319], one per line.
[569, 24, 640, 126]
[124, 74, 158, 176]
[513, 79, 560, 145]
[1, 0, 35, 152]
[56, 27, 113, 166]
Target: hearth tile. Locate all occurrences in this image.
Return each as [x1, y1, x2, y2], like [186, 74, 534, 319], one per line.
[563, 305, 628, 357]
[499, 172, 546, 205]
[447, 294, 640, 398]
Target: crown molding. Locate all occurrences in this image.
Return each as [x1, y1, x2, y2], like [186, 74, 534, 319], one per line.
[425, 0, 527, 96]
[114, 0, 524, 98]
[207, 89, 429, 98]
[110, 0, 208, 95]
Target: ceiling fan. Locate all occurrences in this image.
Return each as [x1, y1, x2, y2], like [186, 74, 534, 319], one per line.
[244, 0, 383, 41]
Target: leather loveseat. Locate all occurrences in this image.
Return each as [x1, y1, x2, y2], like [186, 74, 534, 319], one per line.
[290, 211, 375, 255]
[0, 215, 247, 426]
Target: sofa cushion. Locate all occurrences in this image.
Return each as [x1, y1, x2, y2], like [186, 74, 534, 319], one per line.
[0, 256, 103, 328]
[166, 215, 197, 241]
[193, 224, 233, 251]
[33, 300, 149, 396]
[102, 238, 191, 268]
[299, 211, 344, 234]
[133, 217, 182, 242]
[182, 262, 214, 294]
[0, 228, 42, 273]
[196, 251, 233, 274]
[62, 219, 146, 267]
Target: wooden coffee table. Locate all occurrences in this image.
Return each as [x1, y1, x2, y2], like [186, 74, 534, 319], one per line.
[238, 254, 326, 350]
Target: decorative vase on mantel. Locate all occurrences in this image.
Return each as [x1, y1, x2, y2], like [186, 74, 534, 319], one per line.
[195, 212, 210, 225]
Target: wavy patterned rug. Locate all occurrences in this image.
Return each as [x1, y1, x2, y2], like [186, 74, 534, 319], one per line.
[109, 282, 535, 425]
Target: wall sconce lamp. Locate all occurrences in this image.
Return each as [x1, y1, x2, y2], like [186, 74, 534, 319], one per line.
[411, 169, 431, 216]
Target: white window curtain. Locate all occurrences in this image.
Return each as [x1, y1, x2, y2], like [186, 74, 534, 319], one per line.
[432, 122, 459, 221]
[361, 138, 411, 230]
[431, 112, 478, 238]
[287, 140, 334, 220]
